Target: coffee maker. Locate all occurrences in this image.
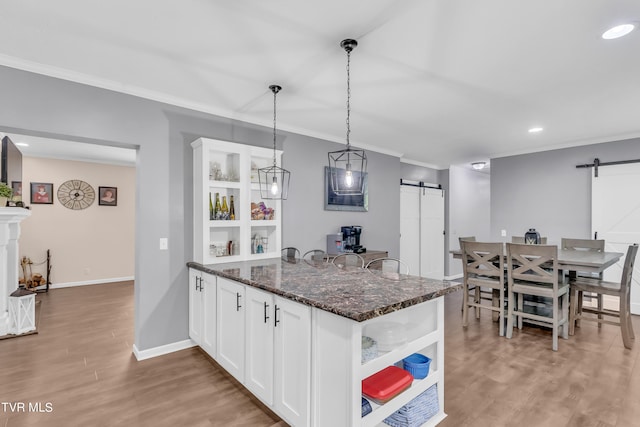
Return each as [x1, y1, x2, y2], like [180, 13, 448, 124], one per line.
[341, 225, 365, 253]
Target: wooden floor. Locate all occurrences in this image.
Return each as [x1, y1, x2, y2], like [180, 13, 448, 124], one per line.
[1, 283, 639, 427]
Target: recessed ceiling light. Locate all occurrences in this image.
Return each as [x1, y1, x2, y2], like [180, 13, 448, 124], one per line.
[602, 24, 635, 40]
[528, 127, 543, 133]
[471, 162, 486, 170]
[15, 142, 29, 147]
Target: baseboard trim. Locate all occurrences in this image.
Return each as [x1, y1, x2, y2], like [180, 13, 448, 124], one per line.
[133, 339, 197, 361]
[445, 273, 463, 281]
[33, 276, 134, 290]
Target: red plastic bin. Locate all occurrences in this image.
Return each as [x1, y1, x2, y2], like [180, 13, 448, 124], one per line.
[362, 366, 413, 404]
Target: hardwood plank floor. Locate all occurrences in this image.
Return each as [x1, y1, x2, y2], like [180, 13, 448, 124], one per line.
[1, 282, 638, 426]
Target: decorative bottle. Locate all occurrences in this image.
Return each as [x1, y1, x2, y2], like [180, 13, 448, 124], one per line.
[214, 193, 221, 220]
[229, 195, 236, 220]
[209, 192, 214, 220]
[221, 196, 229, 220]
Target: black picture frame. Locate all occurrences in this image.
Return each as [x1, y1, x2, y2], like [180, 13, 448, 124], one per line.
[30, 182, 54, 204]
[324, 166, 368, 212]
[99, 186, 117, 206]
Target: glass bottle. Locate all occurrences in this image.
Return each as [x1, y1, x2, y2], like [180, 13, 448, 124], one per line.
[214, 193, 221, 220]
[221, 196, 229, 220]
[209, 192, 214, 220]
[229, 195, 236, 220]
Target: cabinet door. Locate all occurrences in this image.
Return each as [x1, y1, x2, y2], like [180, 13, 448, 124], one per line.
[201, 273, 217, 358]
[245, 287, 274, 405]
[188, 269, 203, 345]
[273, 296, 311, 426]
[217, 277, 245, 382]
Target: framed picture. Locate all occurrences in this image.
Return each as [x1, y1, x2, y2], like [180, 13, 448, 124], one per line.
[11, 181, 22, 198]
[324, 166, 369, 212]
[30, 182, 53, 204]
[99, 186, 117, 206]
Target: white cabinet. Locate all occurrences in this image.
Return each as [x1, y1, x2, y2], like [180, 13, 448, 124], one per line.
[245, 286, 275, 405]
[192, 138, 282, 264]
[245, 287, 311, 426]
[217, 277, 246, 382]
[188, 269, 216, 358]
[273, 296, 311, 426]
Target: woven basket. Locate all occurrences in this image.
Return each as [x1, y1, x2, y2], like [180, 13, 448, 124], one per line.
[383, 384, 439, 427]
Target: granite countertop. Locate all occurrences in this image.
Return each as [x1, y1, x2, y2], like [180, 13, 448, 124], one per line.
[187, 258, 461, 322]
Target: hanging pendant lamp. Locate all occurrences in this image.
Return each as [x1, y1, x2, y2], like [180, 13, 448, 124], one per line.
[258, 84, 290, 200]
[328, 38, 367, 196]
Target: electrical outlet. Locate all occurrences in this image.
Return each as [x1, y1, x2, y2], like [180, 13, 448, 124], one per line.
[501, 229, 507, 237]
[159, 238, 168, 250]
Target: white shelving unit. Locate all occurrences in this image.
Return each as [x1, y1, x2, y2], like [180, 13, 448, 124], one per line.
[192, 138, 282, 264]
[312, 297, 447, 426]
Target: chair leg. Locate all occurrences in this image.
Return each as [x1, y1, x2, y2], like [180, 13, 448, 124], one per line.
[552, 296, 559, 351]
[597, 294, 603, 329]
[517, 293, 523, 330]
[475, 287, 481, 319]
[506, 289, 514, 339]
[621, 310, 634, 350]
[569, 287, 578, 336]
[462, 284, 470, 327]
[498, 287, 505, 337]
[561, 293, 569, 340]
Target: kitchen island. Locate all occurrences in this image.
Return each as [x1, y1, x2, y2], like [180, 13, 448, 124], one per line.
[187, 258, 460, 427]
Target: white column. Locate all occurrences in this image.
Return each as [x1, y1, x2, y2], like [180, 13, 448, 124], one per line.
[0, 208, 31, 336]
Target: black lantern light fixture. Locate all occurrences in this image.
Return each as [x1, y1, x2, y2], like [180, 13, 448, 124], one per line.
[328, 39, 367, 195]
[258, 84, 290, 199]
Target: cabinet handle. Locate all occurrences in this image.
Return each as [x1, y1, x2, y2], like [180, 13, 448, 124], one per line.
[236, 292, 242, 311]
[274, 305, 280, 327]
[264, 301, 270, 323]
[195, 276, 201, 292]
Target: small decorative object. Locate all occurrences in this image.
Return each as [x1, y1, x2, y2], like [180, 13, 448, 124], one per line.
[8, 287, 36, 335]
[250, 201, 274, 220]
[0, 181, 12, 206]
[328, 39, 367, 196]
[402, 353, 431, 379]
[361, 397, 372, 418]
[98, 186, 117, 206]
[524, 228, 541, 244]
[11, 181, 22, 201]
[258, 84, 291, 199]
[57, 180, 95, 209]
[30, 182, 54, 205]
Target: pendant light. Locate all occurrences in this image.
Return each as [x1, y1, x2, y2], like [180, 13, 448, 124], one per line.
[328, 39, 367, 195]
[258, 84, 290, 200]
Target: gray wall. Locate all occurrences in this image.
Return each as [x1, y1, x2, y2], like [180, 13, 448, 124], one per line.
[448, 165, 490, 277]
[283, 134, 402, 257]
[0, 65, 436, 351]
[491, 137, 640, 244]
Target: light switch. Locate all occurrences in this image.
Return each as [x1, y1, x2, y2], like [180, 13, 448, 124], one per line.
[159, 238, 168, 250]
[501, 229, 507, 237]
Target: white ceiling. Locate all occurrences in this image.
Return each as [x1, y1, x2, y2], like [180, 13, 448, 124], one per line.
[1, 1, 639, 169]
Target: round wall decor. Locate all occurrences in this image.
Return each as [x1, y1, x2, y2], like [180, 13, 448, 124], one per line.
[57, 179, 96, 210]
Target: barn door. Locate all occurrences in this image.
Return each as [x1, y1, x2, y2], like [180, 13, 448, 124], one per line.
[400, 185, 444, 279]
[591, 162, 640, 314]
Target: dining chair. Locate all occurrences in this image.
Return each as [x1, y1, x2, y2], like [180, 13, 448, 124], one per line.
[460, 241, 506, 336]
[511, 236, 548, 244]
[302, 249, 326, 262]
[281, 247, 300, 262]
[561, 238, 605, 327]
[332, 253, 365, 269]
[458, 236, 495, 316]
[569, 243, 638, 349]
[365, 257, 410, 275]
[506, 243, 570, 351]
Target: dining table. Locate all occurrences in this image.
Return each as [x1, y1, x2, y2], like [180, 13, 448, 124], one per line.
[450, 245, 624, 276]
[450, 243, 624, 323]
